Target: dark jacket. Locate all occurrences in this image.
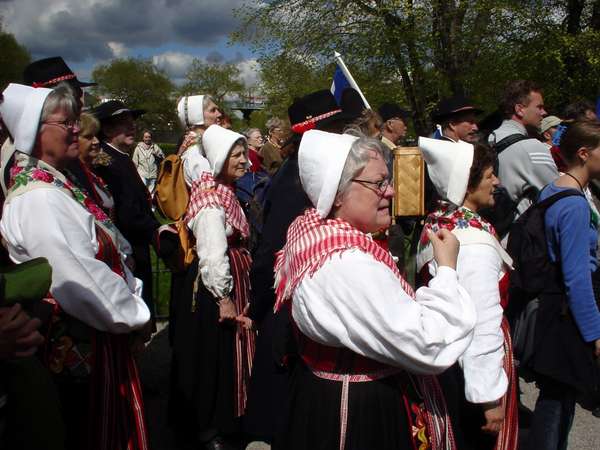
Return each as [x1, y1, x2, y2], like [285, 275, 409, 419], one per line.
[93, 142, 159, 245]
[93, 142, 159, 312]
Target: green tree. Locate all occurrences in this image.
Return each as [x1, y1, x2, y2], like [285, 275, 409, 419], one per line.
[91, 58, 177, 132]
[0, 23, 31, 89]
[180, 59, 245, 103]
[234, 0, 600, 134]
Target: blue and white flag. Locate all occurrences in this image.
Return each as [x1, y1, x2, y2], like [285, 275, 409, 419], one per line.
[330, 52, 371, 109]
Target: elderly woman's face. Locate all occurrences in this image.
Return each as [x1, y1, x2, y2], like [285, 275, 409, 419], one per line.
[78, 126, 100, 166]
[204, 100, 222, 127]
[247, 131, 263, 149]
[222, 144, 248, 183]
[334, 151, 394, 234]
[38, 107, 80, 168]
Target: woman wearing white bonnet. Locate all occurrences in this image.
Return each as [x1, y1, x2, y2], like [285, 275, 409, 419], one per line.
[416, 137, 519, 450]
[169, 124, 255, 448]
[273, 129, 476, 449]
[176, 94, 223, 186]
[0, 83, 150, 448]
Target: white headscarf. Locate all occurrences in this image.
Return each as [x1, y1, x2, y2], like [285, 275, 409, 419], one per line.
[177, 95, 205, 129]
[202, 124, 249, 177]
[418, 137, 474, 206]
[0, 83, 53, 155]
[298, 130, 358, 218]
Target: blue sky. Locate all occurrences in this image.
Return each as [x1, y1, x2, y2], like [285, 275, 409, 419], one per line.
[0, 0, 259, 86]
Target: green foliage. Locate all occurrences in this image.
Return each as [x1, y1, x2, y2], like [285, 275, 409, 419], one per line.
[180, 59, 244, 104]
[233, 0, 600, 135]
[91, 58, 179, 133]
[0, 25, 31, 89]
[157, 142, 178, 156]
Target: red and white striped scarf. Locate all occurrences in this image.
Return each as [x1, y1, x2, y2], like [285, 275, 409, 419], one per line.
[185, 172, 249, 238]
[274, 208, 414, 310]
[274, 208, 456, 450]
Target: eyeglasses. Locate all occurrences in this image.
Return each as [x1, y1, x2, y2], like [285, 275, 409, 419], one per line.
[352, 178, 392, 194]
[43, 119, 81, 131]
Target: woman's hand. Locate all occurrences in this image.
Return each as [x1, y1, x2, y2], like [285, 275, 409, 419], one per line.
[218, 297, 237, 323]
[428, 228, 459, 270]
[481, 401, 505, 434]
[236, 304, 254, 330]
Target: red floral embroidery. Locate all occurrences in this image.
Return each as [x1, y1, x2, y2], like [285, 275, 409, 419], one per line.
[31, 168, 54, 183]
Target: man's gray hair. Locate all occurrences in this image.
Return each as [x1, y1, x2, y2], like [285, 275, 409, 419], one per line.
[266, 117, 283, 132]
[41, 82, 79, 122]
[337, 134, 390, 196]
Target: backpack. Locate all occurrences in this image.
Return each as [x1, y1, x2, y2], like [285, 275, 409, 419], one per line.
[479, 133, 534, 238]
[506, 188, 584, 367]
[155, 154, 189, 221]
[155, 155, 195, 271]
[235, 170, 271, 254]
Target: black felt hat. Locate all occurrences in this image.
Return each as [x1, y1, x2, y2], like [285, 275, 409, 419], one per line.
[432, 95, 483, 122]
[23, 56, 97, 88]
[288, 89, 355, 134]
[378, 103, 411, 123]
[91, 100, 145, 122]
[340, 88, 367, 121]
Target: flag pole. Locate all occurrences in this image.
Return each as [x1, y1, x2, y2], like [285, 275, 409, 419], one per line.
[333, 51, 371, 109]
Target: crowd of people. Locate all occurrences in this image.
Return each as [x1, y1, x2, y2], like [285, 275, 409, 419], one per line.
[0, 55, 599, 450]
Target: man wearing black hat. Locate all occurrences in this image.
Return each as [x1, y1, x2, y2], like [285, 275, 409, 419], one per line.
[378, 102, 410, 151]
[432, 95, 482, 144]
[243, 89, 353, 444]
[91, 100, 170, 324]
[23, 56, 96, 109]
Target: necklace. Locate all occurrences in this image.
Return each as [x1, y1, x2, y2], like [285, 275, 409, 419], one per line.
[565, 172, 584, 191]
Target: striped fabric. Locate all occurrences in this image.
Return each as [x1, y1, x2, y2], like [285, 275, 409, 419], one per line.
[274, 208, 413, 311]
[228, 245, 256, 417]
[185, 172, 249, 238]
[496, 317, 519, 450]
[273, 208, 455, 450]
[90, 225, 149, 450]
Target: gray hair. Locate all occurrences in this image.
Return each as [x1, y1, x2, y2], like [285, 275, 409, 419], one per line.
[41, 82, 79, 122]
[243, 127, 261, 138]
[266, 117, 283, 132]
[337, 135, 390, 196]
[203, 94, 216, 110]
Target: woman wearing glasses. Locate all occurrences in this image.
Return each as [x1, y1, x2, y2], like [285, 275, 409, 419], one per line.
[273, 130, 476, 450]
[0, 83, 150, 450]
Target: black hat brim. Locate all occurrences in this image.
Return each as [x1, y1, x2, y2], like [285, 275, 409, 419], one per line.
[314, 110, 356, 131]
[76, 80, 97, 88]
[432, 107, 484, 123]
[94, 108, 146, 122]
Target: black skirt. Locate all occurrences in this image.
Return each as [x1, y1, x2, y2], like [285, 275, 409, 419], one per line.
[169, 259, 239, 442]
[275, 362, 415, 450]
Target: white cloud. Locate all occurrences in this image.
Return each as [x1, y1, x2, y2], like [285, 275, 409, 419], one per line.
[236, 58, 260, 88]
[152, 51, 195, 79]
[107, 41, 127, 58]
[0, 0, 246, 62]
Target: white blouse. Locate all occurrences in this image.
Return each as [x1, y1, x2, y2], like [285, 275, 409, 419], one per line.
[181, 144, 211, 188]
[292, 249, 477, 375]
[188, 207, 233, 299]
[0, 187, 150, 333]
[428, 242, 508, 403]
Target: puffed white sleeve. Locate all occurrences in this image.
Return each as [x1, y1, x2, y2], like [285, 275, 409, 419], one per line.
[0, 188, 150, 333]
[454, 244, 508, 403]
[182, 146, 211, 187]
[292, 249, 476, 374]
[188, 207, 233, 299]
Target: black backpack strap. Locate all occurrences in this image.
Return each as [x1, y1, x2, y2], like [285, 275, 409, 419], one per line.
[495, 133, 531, 154]
[534, 188, 584, 211]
